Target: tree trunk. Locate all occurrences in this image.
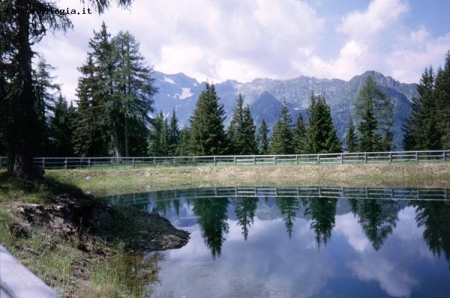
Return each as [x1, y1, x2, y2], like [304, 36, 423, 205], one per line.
[7, 7, 40, 180]
[124, 115, 129, 157]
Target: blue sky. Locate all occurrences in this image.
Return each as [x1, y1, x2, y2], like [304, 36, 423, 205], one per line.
[36, 0, 450, 100]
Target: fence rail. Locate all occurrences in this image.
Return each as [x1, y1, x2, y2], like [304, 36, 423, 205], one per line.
[107, 186, 450, 206]
[0, 150, 449, 170]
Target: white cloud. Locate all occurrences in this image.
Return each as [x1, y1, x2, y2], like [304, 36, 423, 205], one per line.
[34, 0, 450, 101]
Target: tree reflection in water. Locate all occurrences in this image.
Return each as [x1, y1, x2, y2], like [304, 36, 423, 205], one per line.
[233, 197, 258, 240]
[304, 197, 337, 248]
[276, 197, 301, 239]
[193, 197, 230, 259]
[349, 199, 400, 250]
[413, 200, 450, 268]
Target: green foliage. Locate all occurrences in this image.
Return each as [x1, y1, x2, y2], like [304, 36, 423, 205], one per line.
[354, 76, 394, 152]
[0, 0, 72, 178]
[345, 116, 358, 152]
[48, 95, 77, 157]
[168, 110, 181, 156]
[402, 52, 450, 151]
[304, 93, 342, 154]
[189, 83, 227, 155]
[74, 24, 156, 157]
[269, 99, 294, 154]
[257, 119, 270, 155]
[148, 111, 169, 156]
[293, 114, 306, 154]
[176, 128, 191, 156]
[227, 94, 258, 155]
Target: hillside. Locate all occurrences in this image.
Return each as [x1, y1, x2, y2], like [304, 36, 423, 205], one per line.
[152, 71, 418, 149]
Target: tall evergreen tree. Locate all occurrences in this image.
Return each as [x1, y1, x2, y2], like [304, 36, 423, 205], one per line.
[32, 58, 61, 156]
[176, 127, 191, 156]
[168, 109, 181, 156]
[269, 99, 294, 154]
[257, 119, 270, 154]
[110, 30, 156, 157]
[48, 94, 77, 157]
[293, 114, 307, 154]
[189, 83, 227, 155]
[0, 0, 71, 178]
[148, 111, 169, 156]
[304, 93, 342, 154]
[227, 94, 258, 155]
[345, 116, 358, 152]
[354, 76, 394, 152]
[434, 51, 450, 149]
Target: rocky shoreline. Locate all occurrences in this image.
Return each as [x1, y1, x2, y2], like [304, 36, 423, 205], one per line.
[7, 194, 190, 297]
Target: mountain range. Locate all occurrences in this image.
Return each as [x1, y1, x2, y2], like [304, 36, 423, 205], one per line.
[151, 70, 419, 150]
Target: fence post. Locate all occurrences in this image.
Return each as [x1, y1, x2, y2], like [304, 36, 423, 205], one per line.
[194, 157, 196, 166]
[132, 158, 135, 169]
[153, 157, 156, 167]
[340, 154, 343, 164]
[317, 154, 320, 164]
[274, 155, 277, 165]
[296, 155, 299, 165]
[364, 153, 367, 164]
[416, 151, 419, 163]
[234, 156, 236, 165]
[42, 158, 45, 169]
[65, 158, 68, 169]
[444, 151, 447, 162]
[111, 158, 114, 168]
[88, 158, 91, 169]
[253, 155, 256, 165]
[214, 156, 216, 166]
[389, 152, 392, 163]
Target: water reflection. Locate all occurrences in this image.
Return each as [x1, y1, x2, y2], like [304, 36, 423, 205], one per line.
[106, 187, 450, 297]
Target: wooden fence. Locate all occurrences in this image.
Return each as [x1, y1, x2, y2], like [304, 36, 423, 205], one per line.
[0, 150, 449, 170]
[107, 186, 450, 206]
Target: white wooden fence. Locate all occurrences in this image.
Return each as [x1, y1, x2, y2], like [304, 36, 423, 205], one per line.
[0, 150, 449, 170]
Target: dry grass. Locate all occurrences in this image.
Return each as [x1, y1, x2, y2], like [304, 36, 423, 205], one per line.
[45, 163, 450, 196]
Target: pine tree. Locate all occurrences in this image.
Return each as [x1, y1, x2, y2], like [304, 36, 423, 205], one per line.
[357, 99, 380, 152]
[269, 99, 294, 154]
[148, 111, 169, 156]
[176, 127, 191, 156]
[345, 116, 358, 152]
[48, 94, 77, 157]
[110, 30, 156, 157]
[257, 119, 270, 154]
[168, 109, 181, 156]
[227, 94, 257, 155]
[189, 83, 227, 155]
[32, 58, 61, 156]
[73, 55, 109, 156]
[354, 76, 394, 152]
[434, 51, 450, 149]
[304, 93, 342, 154]
[0, 1, 71, 178]
[293, 114, 306, 154]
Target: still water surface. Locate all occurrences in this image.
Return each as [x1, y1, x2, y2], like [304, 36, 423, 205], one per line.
[107, 187, 450, 298]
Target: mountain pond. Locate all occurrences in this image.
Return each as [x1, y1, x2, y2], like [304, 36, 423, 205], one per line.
[106, 186, 450, 298]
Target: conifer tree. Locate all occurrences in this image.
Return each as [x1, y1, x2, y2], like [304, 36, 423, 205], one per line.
[434, 51, 450, 149]
[176, 127, 191, 156]
[227, 94, 257, 155]
[110, 30, 156, 157]
[345, 116, 358, 152]
[148, 111, 169, 156]
[189, 83, 227, 155]
[269, 99, 294, 154]
[257, 119, 270, 154]
[168, 109, 181, 156]
[304, 94, 341, 154]
[48, 94, 77, 157]
[1, 0, 135, 178]
[354, 76, 394, 152]
[293, 114, 307, 154]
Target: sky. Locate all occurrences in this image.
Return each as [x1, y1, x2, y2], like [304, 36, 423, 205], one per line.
[35, 0, 450, 101]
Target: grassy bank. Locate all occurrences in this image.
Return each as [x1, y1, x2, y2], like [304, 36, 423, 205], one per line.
[0, 173, 163, 298]
[45, 162, 450, 196]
